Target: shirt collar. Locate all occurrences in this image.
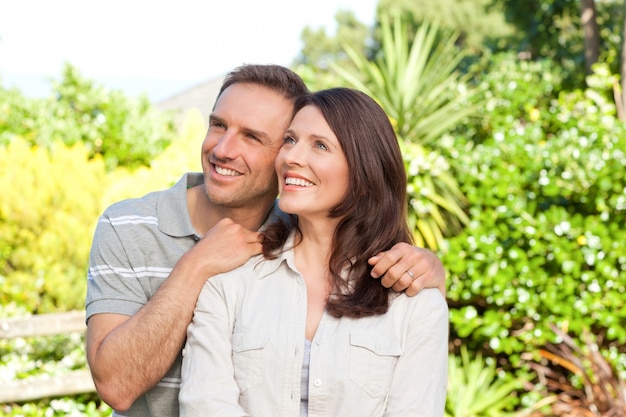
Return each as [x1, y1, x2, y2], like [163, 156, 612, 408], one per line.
[254, 232, 298, 280]
[156, 172, 286, 239]
[156, 172, 204, 238]
[253, 232, 354, 290]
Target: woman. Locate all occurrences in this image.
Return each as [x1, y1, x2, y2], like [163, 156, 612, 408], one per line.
[179, 88, 449, 417]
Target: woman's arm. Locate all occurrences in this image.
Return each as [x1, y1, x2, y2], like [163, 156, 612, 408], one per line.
[385, 289, 449, 417]
[179, 278, 248, 417]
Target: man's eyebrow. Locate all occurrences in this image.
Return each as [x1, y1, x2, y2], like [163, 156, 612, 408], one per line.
[208, 113, 223, 124]
[243, 126, 272, 144]
[208, 113, 272, 144]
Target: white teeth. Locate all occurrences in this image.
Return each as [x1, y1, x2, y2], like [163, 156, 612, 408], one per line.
[215, 165, 240, 176]
[285, 177, 314, 187]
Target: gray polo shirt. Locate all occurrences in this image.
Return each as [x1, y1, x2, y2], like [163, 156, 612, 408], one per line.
[86, 172, 280, 416]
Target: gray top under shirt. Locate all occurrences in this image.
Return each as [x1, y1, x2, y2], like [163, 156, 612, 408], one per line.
[300, 339, 312, 416]
[86, 172, 282, 417]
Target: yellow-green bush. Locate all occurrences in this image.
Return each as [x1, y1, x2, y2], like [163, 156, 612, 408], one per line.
[0, 110, 206, 313]
[0, 138, 108, 312]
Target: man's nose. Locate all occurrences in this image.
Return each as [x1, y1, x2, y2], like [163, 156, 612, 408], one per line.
[212, 131, 239, 159]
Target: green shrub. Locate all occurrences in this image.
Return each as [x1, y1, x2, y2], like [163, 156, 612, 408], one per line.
[0, 396, 111, 417]
[459, 52, 565, 144]
[443, 56, 626, 377]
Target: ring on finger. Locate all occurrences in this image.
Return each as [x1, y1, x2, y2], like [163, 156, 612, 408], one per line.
[405, 270, 415, 279]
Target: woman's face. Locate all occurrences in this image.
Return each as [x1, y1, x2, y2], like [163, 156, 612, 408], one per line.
[275, 105, 350, 221]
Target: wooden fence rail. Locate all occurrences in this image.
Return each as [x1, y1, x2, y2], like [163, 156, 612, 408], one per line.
[0, 311, 96, 403]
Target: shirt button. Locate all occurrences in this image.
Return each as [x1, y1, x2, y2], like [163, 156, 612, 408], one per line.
[313, 379, 322, 387]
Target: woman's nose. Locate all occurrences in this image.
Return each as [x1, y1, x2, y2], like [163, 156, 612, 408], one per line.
[282, 143, 306, 166]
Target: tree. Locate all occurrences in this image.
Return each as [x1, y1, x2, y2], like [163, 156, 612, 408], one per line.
[581, 0, 601, 74]
[490, 0, 624, 89]
[376, 0, 514, 51]
[50, 64, 176, 170]
[0, 64, 177, 170]
[293, 10, 370, 71]
[615, 1, 626, 120]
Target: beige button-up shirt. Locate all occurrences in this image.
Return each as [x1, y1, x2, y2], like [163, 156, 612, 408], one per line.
[180, 234, 449, 417]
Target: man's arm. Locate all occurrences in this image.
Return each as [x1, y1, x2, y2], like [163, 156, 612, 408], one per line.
[86, 218, 261, 411]
[368, 243, 446, 297]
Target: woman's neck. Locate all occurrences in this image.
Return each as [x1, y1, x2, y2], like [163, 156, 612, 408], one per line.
[294, 216, 338, 266]
[294, 216, 339, 340]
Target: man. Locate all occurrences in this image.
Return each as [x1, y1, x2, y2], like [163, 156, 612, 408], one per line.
[85, 64, 446, 416]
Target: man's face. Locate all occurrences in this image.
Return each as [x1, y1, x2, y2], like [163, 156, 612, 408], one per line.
[201, 83, 294, 209]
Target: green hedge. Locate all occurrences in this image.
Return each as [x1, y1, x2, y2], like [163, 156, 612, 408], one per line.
[443, 55, 626, 376]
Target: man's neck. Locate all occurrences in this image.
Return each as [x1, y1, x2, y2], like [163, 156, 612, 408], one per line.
[187, 185, 274, 236]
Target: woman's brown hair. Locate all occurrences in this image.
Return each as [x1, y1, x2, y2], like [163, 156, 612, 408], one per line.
[263, 87, 413, 318]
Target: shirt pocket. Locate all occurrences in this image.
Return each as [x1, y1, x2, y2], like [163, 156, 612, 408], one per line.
[231, 331, 269, 393]
[349, 331, 401, 398]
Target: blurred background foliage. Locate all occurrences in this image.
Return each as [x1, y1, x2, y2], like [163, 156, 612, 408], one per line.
[2, 0, 626, 415]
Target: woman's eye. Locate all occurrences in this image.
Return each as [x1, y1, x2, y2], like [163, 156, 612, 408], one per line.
[283, 136, 296, 145]
[315, 142, 328, 151]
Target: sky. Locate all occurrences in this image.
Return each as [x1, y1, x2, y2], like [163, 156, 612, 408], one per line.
[0, 0, 378, 102]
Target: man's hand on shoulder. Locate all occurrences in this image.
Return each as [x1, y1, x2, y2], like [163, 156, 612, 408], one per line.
[185, 218, 263, 279]
[368, 242, 446, 297]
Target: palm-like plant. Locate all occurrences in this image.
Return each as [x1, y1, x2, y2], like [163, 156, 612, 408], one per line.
[331, 12, 481, 146]
[446, 346, 525, 417]
[331, 13, 481, 249]
[401, 140, 468, 250]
